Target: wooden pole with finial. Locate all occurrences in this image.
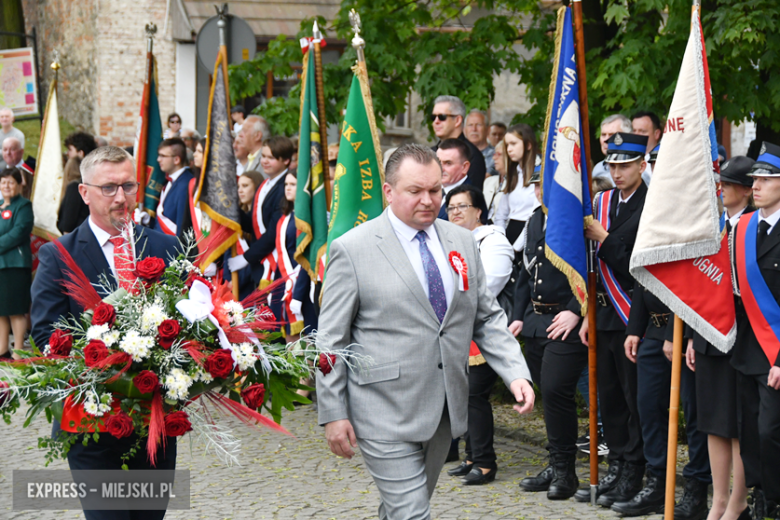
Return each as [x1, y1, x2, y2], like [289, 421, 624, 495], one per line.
[136, 22, 157, 210]
[312, 21, 331, 212]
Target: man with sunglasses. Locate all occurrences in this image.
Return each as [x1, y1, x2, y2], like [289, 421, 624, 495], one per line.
[31, 146, 181, 520]
[430, 95, 486, 189]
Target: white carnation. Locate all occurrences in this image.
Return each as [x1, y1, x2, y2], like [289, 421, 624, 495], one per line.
[232, 342, 258, 372]
[118, 330, 154, 362]
[86, 324, 110, 341]
[102, 329, 121, 347]
[140, 304, 168, 331]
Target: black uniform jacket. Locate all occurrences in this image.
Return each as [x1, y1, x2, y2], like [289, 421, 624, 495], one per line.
[626, 282, 675, 341]
[514, 207, 583, 342]
[730, 209, 780, 375]
[595, 183, 648, 332]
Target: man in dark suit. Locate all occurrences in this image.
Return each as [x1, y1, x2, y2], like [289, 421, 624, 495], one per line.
[228, 136, 294, 294]
[151, 138, 195, 240]
[730, 142, 780, 519]
[430, 95, 486, 189]
[31, 146, 181, 520]
[580, 133, 648, 507]
[436, 138, 472, 221]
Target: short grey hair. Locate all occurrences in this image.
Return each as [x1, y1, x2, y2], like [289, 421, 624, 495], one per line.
[385, 144, 441, 186]
[0, 107, 13, 118]
[433, 95, 466, 120]
[80, 146, 134, 182]
[244, 115, 270, 140]
[182, 127, 201, 139]
[600, 114, 632, 133]
[2, 136, 21, 150]
[467, 109, 488, 124]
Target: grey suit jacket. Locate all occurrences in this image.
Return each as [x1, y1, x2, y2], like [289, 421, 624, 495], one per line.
[244, 151, 265, 177]
[316, 210, 532, 442]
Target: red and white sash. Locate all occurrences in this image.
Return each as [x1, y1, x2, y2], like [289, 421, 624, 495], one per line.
[276, 214, 303, 334]
[251, 178, 278, 287]
[595, 189, 632, 325]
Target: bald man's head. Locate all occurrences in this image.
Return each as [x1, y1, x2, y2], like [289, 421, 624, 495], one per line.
[2, 137, 23, 167]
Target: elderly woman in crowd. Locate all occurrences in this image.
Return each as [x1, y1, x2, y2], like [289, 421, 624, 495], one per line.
[0, 167, 33, 359]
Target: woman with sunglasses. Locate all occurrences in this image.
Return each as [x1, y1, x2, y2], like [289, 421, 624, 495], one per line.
[164, 113, 182, 139]
[493, 123, 541, 248]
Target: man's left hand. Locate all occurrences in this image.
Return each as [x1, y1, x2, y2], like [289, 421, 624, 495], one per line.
[769, 367, 780, 390]
[546, 310, 580, 340]
[227, 255, 249, 272]
[585, 220, 609, 243]
[509, 378, 535, 415]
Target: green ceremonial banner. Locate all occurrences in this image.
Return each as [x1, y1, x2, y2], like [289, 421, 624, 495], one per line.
[294, 46, 329, 280]
[137, 68, 166, 216]
[326, 63, 385, 261]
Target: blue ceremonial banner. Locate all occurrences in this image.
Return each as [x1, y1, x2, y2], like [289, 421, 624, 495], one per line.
[540, 6, 592, 315]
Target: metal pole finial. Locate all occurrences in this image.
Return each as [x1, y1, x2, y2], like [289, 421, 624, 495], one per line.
[51, 50, 61, 74]
[145, 22, 157, 52]
[313, 20, 323, 41]
[349, 10, 365, 62]
[216, 3, 228, 48]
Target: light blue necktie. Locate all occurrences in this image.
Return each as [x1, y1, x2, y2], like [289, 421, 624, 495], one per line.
[415, 231, 447, 322]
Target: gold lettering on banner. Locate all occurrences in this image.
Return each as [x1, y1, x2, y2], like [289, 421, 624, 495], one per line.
[359, 158, 372, 201]
[342, 123, 357, 142]
[354, 210, 368, 226]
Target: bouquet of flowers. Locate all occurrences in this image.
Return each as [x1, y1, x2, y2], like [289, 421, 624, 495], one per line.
[0, 234, 363, 467]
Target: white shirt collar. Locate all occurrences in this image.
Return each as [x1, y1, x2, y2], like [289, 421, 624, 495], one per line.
[619, 189, 636, 205]
[759, 206, 780, 233]
[727, 206, 747, 228]
[265, 169, 288, 188]
[443, 175, 467, 194]
[88, 216, 115, 247]
[168, 167, 187, 183]
[387, 206, 433, 243]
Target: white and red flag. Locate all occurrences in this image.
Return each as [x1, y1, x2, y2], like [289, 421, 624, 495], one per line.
[629, 9, 735, 351]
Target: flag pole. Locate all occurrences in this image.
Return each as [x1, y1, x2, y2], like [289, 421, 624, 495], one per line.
[137, 23, 156, 209]
[216, 9, 240, 300]
[571, 0, 600, 505]
[312, 21, 332, 212]
[662, 3, 700, 516]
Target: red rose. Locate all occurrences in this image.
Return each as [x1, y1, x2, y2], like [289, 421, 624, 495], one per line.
[157, 319, 181, 349]
[105, 411, 134, 439]
[132, 370, 159, 394]
[164, 411, 192, 437]
[241, 384, 265, 410]
[0, 381, 9, 407]
[204, 349, 235, 379]
[318, 353, 337, 376]
[91, 302, 117, 327]
[135, 257, 166, 281]
[48, 330, 73, 357]
[83, 340, 109, 367]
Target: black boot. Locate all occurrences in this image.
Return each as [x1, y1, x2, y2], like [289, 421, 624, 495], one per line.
[597, 462, 645, 508]
[674, 478, 709, 520]
[611, 471, 665, 516]
[749, 488, 766, 520]
[574, 459, 624, 502]
[519, 464, 554, 492]
[547, 453, 579, 500]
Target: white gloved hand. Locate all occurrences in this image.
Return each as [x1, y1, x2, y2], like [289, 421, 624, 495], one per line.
[134, 208, 151, 225]
[202, 263, 217, 277]
[289, 299, 303, 317]
[227, 255, 249, 272]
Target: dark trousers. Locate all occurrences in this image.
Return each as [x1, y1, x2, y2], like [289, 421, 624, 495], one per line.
[736, 370, 780, 503]
[464, 363, 499, 470]
[598, 330, 645, 464]
[525, 337, 588, 456]
[636, 339, 710, 481]
[64, 425, 178, 520]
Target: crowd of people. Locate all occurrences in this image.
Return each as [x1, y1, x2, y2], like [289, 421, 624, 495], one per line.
[3, 88, 780, 520]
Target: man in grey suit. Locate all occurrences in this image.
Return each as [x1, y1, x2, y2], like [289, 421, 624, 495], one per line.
[317, 144, 535, 519]
[237, 114, 268, 176]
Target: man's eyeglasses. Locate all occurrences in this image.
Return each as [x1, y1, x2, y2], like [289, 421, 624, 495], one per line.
[169, 120, 181, 125]
[430, 114, 456, 122]
[83, 182, 140, 197]
[446, 204, 474, 214]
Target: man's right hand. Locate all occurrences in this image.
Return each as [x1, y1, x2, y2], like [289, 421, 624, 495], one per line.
[133, 208, 151, 225]
[624, 335, 640, 363]
[325, 419, 357, 459]
[508, 320, 523, 337]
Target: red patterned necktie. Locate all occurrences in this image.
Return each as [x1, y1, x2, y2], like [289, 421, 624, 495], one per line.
[109, 236, 135, 291]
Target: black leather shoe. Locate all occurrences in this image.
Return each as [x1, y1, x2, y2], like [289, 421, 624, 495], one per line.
[597, 463, 644, 508]
[547, 453, 579, 500]
[447, 460, 473, 477]
[519, 465, 554, 492]
[461, 467, 497, 486]
[575, 460, 624, 502]
[735, 506, 750, 520]
[611, 472, 665, 516]
[674, 478, 709, 520]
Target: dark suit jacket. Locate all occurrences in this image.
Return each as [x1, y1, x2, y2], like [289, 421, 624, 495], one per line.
[514, 207, 583, 342]
[57, 181, 90, 234]
[241, 176, 285, 272]
[432, 132, 487, 189]
[30, 220, 180, 347]
[438, 177, 472, 220]
[153, 168, 195, 239]
[596, 183, 648, 331]
[730, 211, 780, 375]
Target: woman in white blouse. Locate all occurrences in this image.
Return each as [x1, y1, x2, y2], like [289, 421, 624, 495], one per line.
[483, 141, 507, 221]
[444, 183, 514, 485]
[493, 123, 541, 247]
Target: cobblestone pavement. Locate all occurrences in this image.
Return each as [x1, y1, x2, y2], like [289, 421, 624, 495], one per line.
[0, 405, 678, 520]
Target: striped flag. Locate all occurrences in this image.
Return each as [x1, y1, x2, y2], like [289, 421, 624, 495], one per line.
[540, 5, 593, 316]
[134, 53, 166, 216]
[629, 9, 735, 351]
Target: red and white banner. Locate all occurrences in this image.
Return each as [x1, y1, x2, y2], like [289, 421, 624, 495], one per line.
[629, 10, 735, 352]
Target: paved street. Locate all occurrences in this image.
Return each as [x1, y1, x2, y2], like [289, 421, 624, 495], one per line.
[0, 404, 672, 520]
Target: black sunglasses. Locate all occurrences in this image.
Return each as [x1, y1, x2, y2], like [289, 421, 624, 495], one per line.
[430, 114, 457, 122]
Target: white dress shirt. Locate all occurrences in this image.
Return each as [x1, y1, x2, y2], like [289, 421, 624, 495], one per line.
[88, 217, 136, 281]
[483, 175, 505, 220]
[727, 207, 747, 229]
[759, 206, 780, 234]
[254, 169, 287, 235]
[493, 168, 540, 228]
[441, 176, 468, 207]
[473, 225, 514, 297]
[387, 207, 454, 307]
[158, 167, 187, 212]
